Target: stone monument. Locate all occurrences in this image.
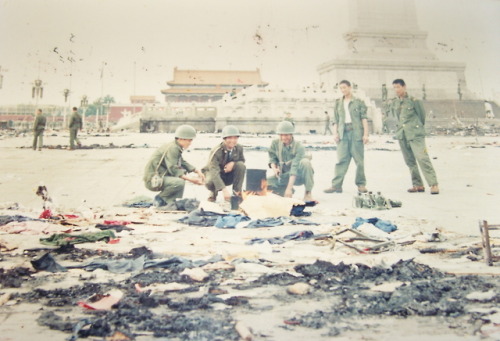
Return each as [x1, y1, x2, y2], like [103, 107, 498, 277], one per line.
[317, 0, 473, 100]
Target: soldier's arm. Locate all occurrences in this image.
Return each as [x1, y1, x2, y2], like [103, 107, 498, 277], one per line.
[415, 100, 426, 125]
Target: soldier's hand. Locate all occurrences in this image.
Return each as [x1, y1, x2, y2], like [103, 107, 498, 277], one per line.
[224, 161, 234, 173]
[195, 170, 206, 182]
[272, 166, 280, 177]
[363, 135, 369, 144]
[284, 187, 293, 198]
[333, 133, 340, 144]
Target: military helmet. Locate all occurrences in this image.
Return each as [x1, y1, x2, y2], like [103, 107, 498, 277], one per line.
[221, 125, 240, 138]
[175, 125, 196, 139]
[276, 121, 295, 134]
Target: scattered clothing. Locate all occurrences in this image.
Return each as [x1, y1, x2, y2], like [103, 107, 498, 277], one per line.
[40, 230, 116, 246]
[31, 253, 67, 273]
[121, 196, 154, 208]
[290, 201, 317, 217]
[352, 217, 397, 233]
[174, 198, 200, 212]
[247, 230, 315, 245]
[95, 224, 134, 233]
[178, 209, 225, 227]
[215, 214, 251, 229]
[0, 215, 36, 226]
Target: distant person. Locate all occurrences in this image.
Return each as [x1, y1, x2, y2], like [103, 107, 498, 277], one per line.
[203, 125, 246, 202]
[143, 125, 205, 207]
[284, 112, 295, 127]
[323, 111, 333, 135]
[32, 108, 46, 151]
[268, 121, 314, 201]
[382, 84, 388, 101]
[68, 107, 82, 150]
[324, 80, 369, 194]
[485, 100, 495, 119]
[389, 79, 439, 195]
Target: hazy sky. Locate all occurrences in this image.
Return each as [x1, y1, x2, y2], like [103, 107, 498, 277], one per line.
[0, 0, 498, 106]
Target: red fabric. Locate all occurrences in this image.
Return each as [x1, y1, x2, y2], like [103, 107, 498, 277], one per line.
[103, 220, 131, 225]
[39, 209, 52, 219]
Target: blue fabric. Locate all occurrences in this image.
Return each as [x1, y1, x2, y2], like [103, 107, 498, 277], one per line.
[214, 214, 251, 229]
[352, 217, 397, 233]
[247, 230, 315, 245]
[178, 208, 225, 227]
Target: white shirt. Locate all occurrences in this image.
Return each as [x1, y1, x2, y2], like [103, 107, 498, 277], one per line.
[343, 100, 352, 124]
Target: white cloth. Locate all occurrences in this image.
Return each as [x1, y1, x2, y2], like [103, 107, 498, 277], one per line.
[343, 100, 352, 123]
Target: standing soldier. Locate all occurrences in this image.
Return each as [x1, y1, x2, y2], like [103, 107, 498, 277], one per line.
[390, 79, 439, 194]
[324, 111, 333, 135]
[268, 121, 314, 201]
[203, 125, 246, 202]
[32, 109, 46, 151]
[143, 125, 205, 207]
[68, 107, 82, 150]
[324, 80, 369, 194]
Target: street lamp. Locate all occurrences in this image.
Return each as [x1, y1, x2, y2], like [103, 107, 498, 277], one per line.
[32, 79, 44, 104]
[81, 95, 88, 130]
[62, 88, 71, 128]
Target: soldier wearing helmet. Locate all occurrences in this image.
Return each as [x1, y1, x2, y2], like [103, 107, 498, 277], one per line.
[143, 124, 205, 207]
[268, 121, 315, 201]
[202, 125, 246, 202]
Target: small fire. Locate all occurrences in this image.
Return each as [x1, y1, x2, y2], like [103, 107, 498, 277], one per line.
[242, 179, 269, 200]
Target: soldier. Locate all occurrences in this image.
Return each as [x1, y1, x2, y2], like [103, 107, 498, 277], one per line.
[143, 125, 205, 207]
[324, 111, 333, 135]
[32, 108, 46, 151]
[268, 121, 314, 201]
[203, 125, 246, 202]
[68, 107, 82, 150]
[390, 79, 439, 194]
[324, 80, 369, 194]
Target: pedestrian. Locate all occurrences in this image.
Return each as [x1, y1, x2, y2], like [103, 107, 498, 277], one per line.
[324, 80, 369, 194]
[284, 112, 295, 126]
[32, 108, 46, 151]
[484, 100, 495, 119]
[268, 121, 314, 201]
[389, 79, 439, 194]
[203, 125, 246, 202]
[323, 111, 333, 135]
[68, 107, 82, 150]
[143, 124, 205, 207]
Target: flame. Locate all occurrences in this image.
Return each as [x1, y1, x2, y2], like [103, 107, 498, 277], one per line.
[242, 179, 269, 200]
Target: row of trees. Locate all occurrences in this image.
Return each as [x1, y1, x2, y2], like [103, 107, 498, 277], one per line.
[80, 95, 115, 116]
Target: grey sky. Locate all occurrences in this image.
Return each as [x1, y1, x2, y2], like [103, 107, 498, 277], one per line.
[0, 0, 498, 106]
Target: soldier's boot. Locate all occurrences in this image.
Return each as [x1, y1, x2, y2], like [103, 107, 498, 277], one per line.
[430, 185, 439, 195]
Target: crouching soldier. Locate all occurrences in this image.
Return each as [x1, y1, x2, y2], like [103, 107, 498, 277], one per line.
[203, 125, 246, 202]
[143, 124, 205, 207]
[268, 121, 315, 201]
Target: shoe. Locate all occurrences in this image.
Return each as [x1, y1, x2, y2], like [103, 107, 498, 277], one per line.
[153, 195, 166, 208]
[324, 187, 342, 193]
[357, 186, 368, 193]
[430, 185, 439, 195]
[407, 186, 425, 193]
[207, 192, 217, 202]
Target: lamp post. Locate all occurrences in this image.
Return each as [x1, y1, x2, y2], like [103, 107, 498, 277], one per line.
[32, 79, 44, 105]
[63, 88, 70, 128]
[81, 95, 88, 131]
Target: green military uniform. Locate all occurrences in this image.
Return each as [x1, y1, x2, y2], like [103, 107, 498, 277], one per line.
[143, 141, 196, 204]
[267, 138, 314, 196]
[33, 113, 47, 150]
[389, 94, 438, 187]
[330, 96, 368, 189]
[203, 142, 246, 197]
[324, 113, 333, 135]
[68, 111, 82, 149]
